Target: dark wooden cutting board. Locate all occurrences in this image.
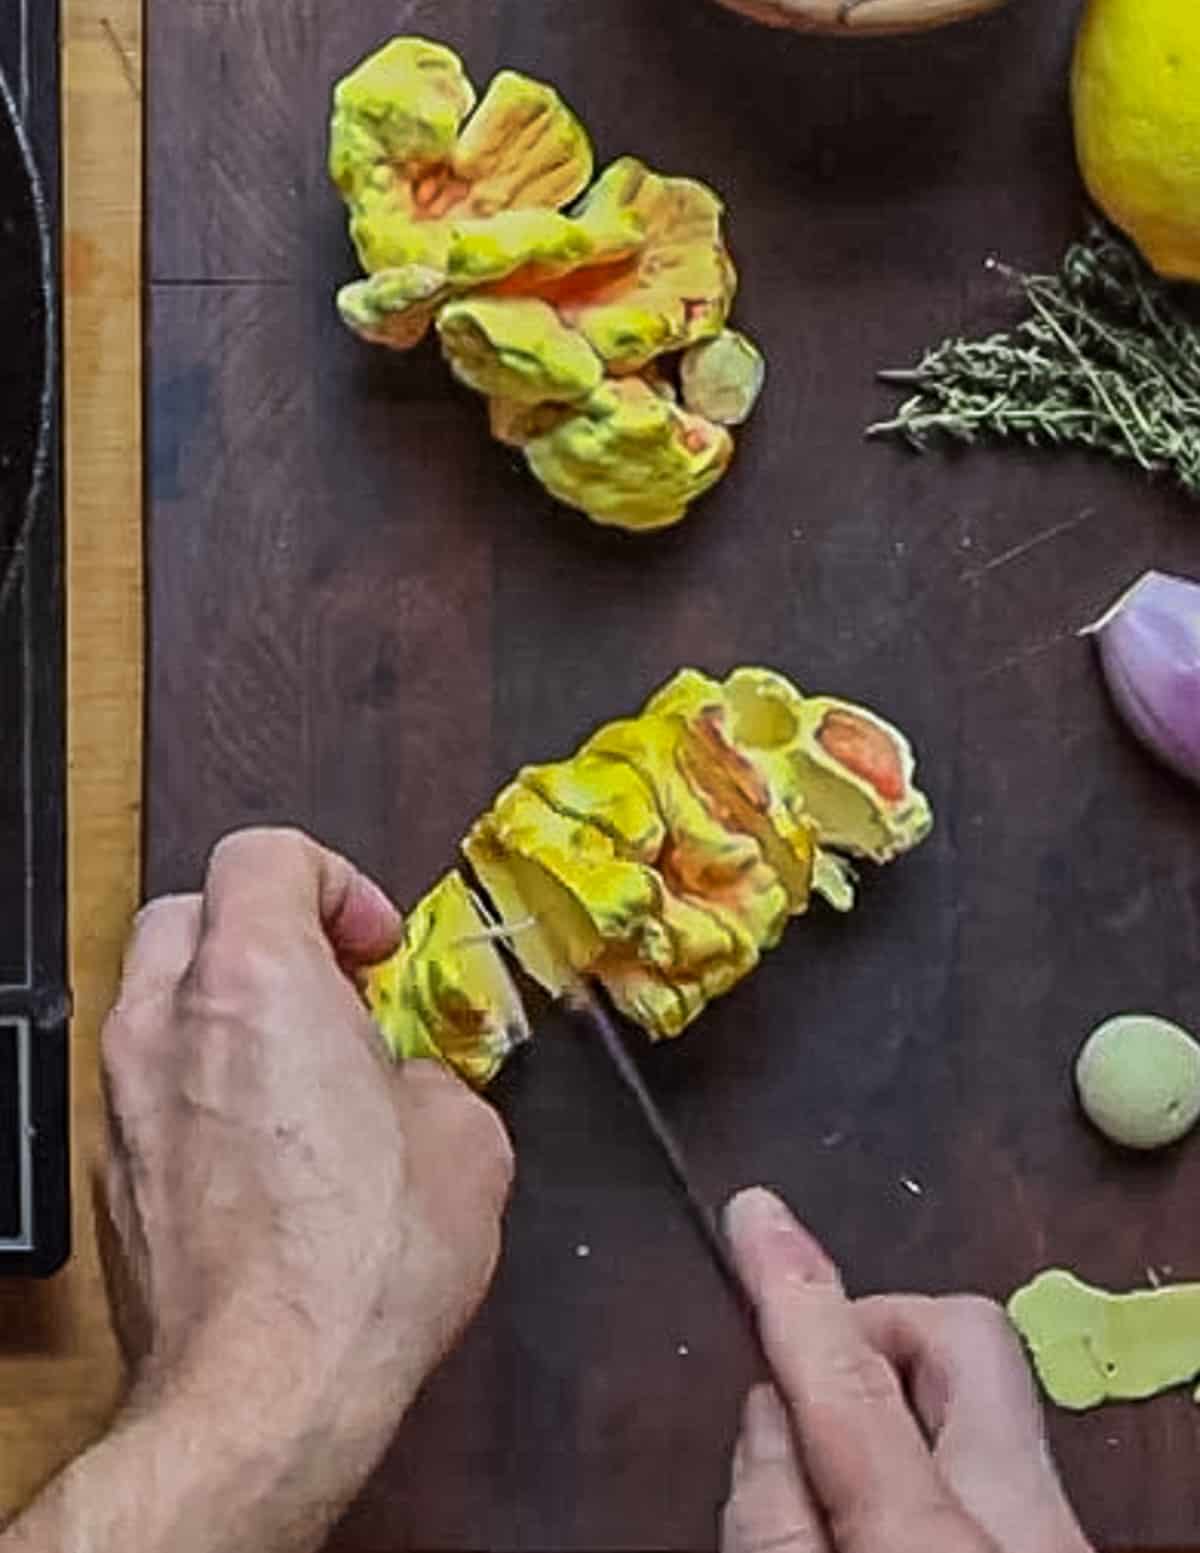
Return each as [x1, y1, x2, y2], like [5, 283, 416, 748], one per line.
[146, 1, 1200, 1546]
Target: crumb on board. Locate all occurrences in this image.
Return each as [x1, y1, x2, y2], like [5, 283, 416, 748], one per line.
[900, 1175, 924, 1197]
[677, 1343, 690, 1358]
[575, 1243, 591, 1259]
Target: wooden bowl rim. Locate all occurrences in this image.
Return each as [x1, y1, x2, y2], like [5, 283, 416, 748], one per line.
[709, 0, 1008, 35]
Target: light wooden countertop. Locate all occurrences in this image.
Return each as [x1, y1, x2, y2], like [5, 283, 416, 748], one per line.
[0, 0, 140, 1517]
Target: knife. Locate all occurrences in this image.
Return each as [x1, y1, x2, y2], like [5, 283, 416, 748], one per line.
[563, 973, 754, 1319]
[456, 876, 759, 1332]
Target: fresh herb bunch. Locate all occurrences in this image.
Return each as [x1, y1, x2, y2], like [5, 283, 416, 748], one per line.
[868, 224, 1200, 498]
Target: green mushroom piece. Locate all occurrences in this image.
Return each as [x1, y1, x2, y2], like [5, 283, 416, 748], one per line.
[1075, 1013, 1200, 1150]
[1008, 1269, 1200, 1411]
[680, 329, 766, 426]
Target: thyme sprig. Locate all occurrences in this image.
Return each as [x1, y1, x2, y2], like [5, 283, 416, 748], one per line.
[867, 225, 1200, 498]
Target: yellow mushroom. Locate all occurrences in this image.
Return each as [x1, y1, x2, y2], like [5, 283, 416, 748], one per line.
[362, 870, 529, 1087]
[469, 158, 736, 377]
[337, 209, 642, 351]
[648, 668, 933, 879]
[573, 718, 793, 951]
[523, 736, 776, 1017]
[559, 158, 737, 373]
[331, 39, 598, 277]
[450, 69, 596, 218]
[364, 667, 933, 1069]
[437, 296, 604, 405]
[336, 265, 448, 351]
[524, 377, 733, 531]
[644, 668, 820, 911]
[465, 783, 670, 988]
[456, 668, 930, 1043]
[463, 760, 765, 1041]
[487, 396, 571, 449]
[329, 37, 477, 207]
[762, 689, 933, 864]
[330, 45, 763, 530]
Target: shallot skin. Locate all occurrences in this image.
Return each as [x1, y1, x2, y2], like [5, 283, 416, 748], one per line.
[1088, 570, 1200, 788]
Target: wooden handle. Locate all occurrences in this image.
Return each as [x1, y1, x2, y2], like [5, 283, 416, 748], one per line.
[709, 0, 1008, 34]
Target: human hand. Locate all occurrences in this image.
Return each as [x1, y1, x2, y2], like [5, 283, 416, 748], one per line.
[721, 1188, 1092, 1553]
[96, 828, 513, 1545]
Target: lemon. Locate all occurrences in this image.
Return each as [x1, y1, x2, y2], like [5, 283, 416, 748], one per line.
[1073, 0, 1200, 281]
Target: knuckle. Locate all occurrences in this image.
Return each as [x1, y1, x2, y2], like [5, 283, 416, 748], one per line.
[182, 934, 287, 1017]
[816, 1345, 901, 1410]
[119, 894, 200, 991]
[209, 825, 312, 876]
[861, 1291, 934, 1319]
[131, 894, 188, 933]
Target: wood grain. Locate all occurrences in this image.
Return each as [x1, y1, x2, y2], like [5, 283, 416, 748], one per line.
[145, 1, 1200, 1548]
[0, 0, 138, 1519]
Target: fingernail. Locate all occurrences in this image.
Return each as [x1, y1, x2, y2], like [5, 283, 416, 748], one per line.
[741, 1384, 793, 1466]
[723, 1187, 837, 1288]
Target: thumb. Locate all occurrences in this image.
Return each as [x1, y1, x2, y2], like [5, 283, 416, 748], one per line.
[202, 828, 404, 967]
[325, 866, 405, 968]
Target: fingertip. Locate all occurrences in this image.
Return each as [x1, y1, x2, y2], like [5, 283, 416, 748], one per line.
[722, 1185, 786, 1241]
[722, 1187, 838, 1295]
[329, 870, 405, 967]
[203, 829, 403, 966]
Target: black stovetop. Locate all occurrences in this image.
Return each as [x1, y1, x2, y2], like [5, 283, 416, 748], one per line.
[0, 0, 67, 1277]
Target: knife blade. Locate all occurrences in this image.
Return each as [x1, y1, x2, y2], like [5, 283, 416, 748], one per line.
[453, 872, 760, 1336]
[563, 974, 754, 1317]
